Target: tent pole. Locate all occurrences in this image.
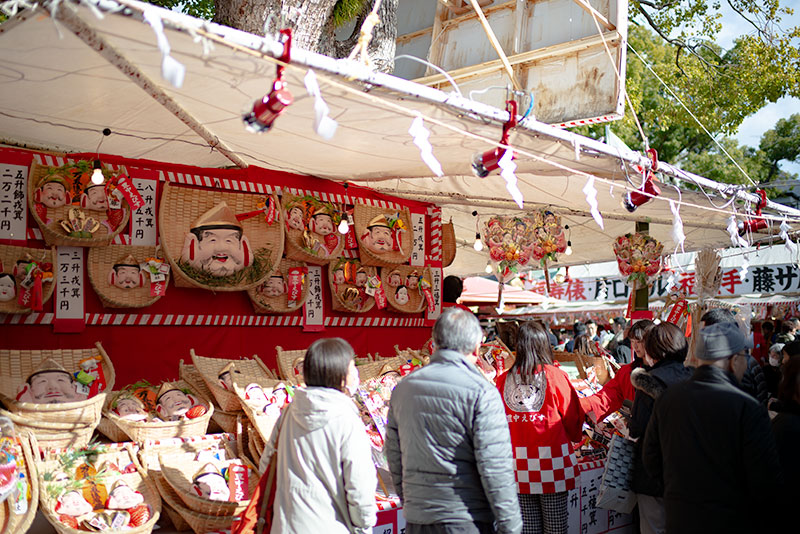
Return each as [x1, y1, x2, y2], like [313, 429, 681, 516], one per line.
[55, 6, 249, 169]
[633, 221, 650, 316]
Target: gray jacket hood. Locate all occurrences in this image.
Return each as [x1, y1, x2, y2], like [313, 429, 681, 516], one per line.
[288, 386, 358, 432]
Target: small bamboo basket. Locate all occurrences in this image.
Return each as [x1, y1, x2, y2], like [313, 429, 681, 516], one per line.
[380, 265, 432, 314]
[178, 361, 215, 404]
[281, 192, 345, 265]
[158, 183, 283, 291]
[87, 245, 168, 308]
[37, 442, 161, 534]
[96, 412, 131, 443]
[230, 373, 283, 449]
[160, 453, 258, 517]
[102, 381, 214, 443]
[247, 258, 310, 314]
[152, 471, 233, 534]
[275, 346, 306, 387]
[190, 350, 273, 413]
[0, 432, 39, 534]
[328, 258, 377, 313]
[0, 244, 55, 314]
[27, 161, 131, 247]
[356, 356, 407, 381]
[354, 203, 413, 267]
[441, 220, 456, 267]
[0, 343, 114, 448]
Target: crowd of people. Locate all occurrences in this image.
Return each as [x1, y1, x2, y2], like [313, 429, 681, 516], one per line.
[251, 306, 797, 534]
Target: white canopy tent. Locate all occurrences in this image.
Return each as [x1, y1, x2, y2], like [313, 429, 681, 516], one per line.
[2, 0, 799, 277]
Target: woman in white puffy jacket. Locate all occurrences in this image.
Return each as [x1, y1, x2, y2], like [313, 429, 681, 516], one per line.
[259, 338, 378, 534]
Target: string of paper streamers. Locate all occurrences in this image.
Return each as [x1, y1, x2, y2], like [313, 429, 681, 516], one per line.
[303, 69, 338, 140]
[498, 149, 523, 208]
[408, 117, 443, 177]
[142, 6, 186, 88]
[582, 177, 604, 229]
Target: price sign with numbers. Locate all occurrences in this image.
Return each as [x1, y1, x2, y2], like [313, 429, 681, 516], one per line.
[409, 213, 425, 266]
[0, 162, 28, 242]
[129, 170, 159, 245]
[55, 246, 85, 332]
[303, 265, 324, 331]
[426, 267, 442, 321]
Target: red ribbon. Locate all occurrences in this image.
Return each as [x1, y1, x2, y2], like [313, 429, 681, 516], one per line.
[112, 174, 145, 210]
[374, 284, 387, 310]
[287, 267, 307, 304]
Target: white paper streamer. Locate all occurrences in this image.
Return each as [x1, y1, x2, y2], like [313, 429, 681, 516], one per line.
[727, 216, 748, 247]
[407, 117, 443, 177]
[739, 255, 749, 281]
[669, 199, 685, 254]
[779, 219, 797, 256]
[582, 176, 604, 229]
[0, 0, 37, 17]
[143, 7, 186, 88]
[498, 149, 524, 208]
[665, 271, 677, 292]
[304, 70, 338, 140]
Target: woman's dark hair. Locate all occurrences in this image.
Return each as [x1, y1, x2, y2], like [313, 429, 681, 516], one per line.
[626, 319, 655, 341]
[303, 338, 354, 392]
[644, 322, 688, 363]
[573, 334, 599, 356]
[442, 275, 463, 303]
[778, 355, 800, 404]
[783, 340, 800, 358]
[512, 322, 553, 380]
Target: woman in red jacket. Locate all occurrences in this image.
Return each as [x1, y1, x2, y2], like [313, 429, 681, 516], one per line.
[497, 322, 584, 534]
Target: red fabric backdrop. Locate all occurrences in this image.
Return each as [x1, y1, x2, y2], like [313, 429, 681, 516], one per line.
[0, 147, 438, 385]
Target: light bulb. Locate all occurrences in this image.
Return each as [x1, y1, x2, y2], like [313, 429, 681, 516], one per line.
[91, 160, 104, 185]
[565, 240, 573, 256]
[485, 263, 493, 274]
[337, 219, 349, 234]
[473, 233, 483, 252]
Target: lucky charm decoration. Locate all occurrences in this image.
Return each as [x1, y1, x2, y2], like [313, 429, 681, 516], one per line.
[613, 233, 664, 290]
[481, 215, 535, 284]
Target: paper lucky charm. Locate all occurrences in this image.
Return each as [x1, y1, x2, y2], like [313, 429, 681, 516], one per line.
[303, 206, 340, 257]
[483, 215, 536, 284]
[0, 273, 15, 302]
[75, 354, 107, 398]
[112, 394, 148, 421]
[192, 463, 230, 502]
[180, 202, 253, 277]
[16, 358, 80, 404]
[613, 233, 664, 290]
[155, 383, 207, 421]
[108, 254, 144, 289]
[218, 362, 241, 391]
[13, 255, 54, 310]
[361, 214, 405, 254]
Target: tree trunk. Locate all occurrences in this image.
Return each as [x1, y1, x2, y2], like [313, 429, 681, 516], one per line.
[213, 0, 397, 72]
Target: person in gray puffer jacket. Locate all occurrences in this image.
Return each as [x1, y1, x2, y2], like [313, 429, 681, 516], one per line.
[386, 307, 522, 534]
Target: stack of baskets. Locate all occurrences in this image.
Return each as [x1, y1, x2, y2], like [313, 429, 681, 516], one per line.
[36, 441, 161, 534]
[140, 434, 256, 534]
[0, 343, 115, 449]
[178, 361, 224, 434]
[138, 434, 237, 532]
[99, 380, 214, 443]
[190, 350, 277, 436]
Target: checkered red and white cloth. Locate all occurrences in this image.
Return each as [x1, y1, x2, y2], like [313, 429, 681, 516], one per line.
[513, 443, 578, 494]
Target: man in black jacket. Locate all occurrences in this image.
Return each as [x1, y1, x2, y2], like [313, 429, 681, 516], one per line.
[642, 322, 782, 533]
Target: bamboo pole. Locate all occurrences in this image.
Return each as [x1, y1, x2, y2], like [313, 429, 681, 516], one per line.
[467, 0, 523, 91]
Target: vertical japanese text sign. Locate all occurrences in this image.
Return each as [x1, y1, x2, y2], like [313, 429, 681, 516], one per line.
[426, 267, 442, 322]
[410, 213, 426, 267]
[54, 246, 85, 332]
[129, 169, 159, 246]
[303, 265, 324, 331]
[0, 160, 28, 242]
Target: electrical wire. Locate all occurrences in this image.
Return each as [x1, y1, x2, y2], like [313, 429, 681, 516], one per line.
[394, 55, 462, 97]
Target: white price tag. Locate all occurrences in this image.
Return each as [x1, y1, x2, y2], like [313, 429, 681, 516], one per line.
[410, 213, 426, 266]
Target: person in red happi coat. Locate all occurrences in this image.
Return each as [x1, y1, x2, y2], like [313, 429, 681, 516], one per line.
[496, 322, 584, 534]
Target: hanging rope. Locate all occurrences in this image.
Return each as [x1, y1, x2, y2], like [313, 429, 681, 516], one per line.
[348, 0, 383, 67]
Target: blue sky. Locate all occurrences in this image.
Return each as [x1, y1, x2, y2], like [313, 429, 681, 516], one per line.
[719, 3, 800, 175]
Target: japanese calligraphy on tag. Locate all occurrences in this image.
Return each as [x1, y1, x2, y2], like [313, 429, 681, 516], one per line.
[0, 164, 28, 241]
[130, 176, 158, 245]
[426, 267, 442, 321]
[303, 265, 324, 331]
[56, 246, 84, 320]
[410, 213, 426, 266]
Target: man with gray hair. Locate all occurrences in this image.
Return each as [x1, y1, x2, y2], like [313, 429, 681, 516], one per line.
[642, 322, 782, 533]
[386, 307, 522, 534]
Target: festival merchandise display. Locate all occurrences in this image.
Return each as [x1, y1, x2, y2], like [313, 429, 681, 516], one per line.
[190, 351, 275, 413]
[0, 246, 55, 314]
[613, 233, 664, 289]
[275, 346, 306, 387]
[87, 246, 170, 308]
[178, 362, 235, 435]
[281, 193, 345, 264]
[28, 161, 131, 247]
[354, 204, 413, 267]
[0, 422, 39, 534]
[381, 265, 435, 314]
[481, 214, 536, 283]
[475, 341, 515, 383]
[102, 381, 212, 443]
[0, 344, 115, 448]
[247, 259, 310, 314]
[230, 369, 292, 450]
[328, 258, 378, 313]
[39, 441, 160, 533]
[159, 183, 283, 291]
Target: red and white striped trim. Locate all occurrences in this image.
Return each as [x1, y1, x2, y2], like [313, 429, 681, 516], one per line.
[577, 459, 605, 472]
[342, 249, 360, 259]
[32, 154, 124, 172]
[26, 228, 42, 240]
[427, 206, 442, 262]
[0, 312, 427, 327]
[376, 497, 402, 511]
[555, 113, 623, 129]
